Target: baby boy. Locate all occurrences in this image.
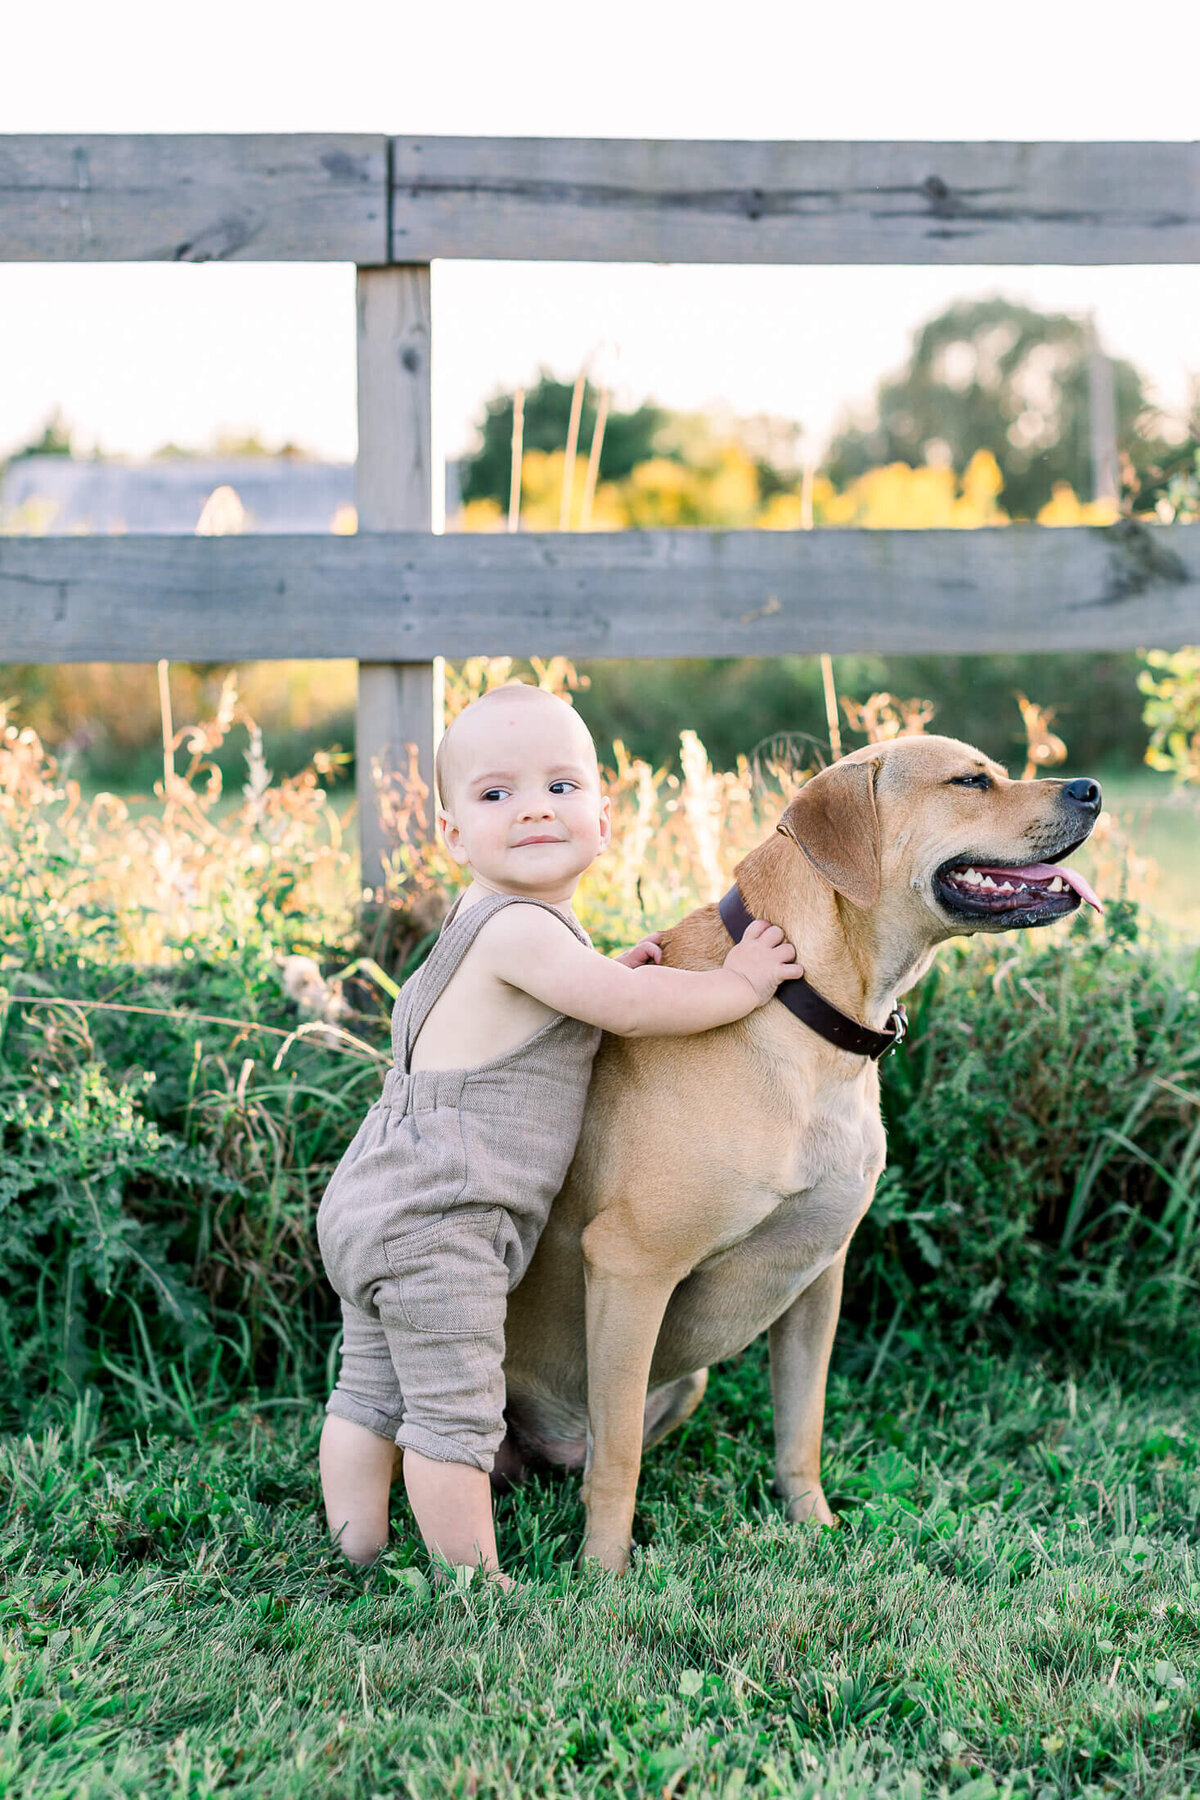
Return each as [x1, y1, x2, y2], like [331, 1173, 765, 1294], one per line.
[317, 683, 798, 1582]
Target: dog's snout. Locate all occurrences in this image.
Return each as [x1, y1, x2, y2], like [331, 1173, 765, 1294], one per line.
[1063, 777, 1102, 813]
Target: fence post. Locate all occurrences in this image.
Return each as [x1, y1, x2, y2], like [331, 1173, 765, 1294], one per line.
[1086, 311, 1120, 509]
[355, 263, 441, 890]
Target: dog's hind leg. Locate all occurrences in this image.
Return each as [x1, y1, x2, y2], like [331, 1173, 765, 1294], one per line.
[642, 1370, 708, 1451]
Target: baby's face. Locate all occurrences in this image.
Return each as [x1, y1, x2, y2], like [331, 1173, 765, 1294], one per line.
[437, 693, 610, 899]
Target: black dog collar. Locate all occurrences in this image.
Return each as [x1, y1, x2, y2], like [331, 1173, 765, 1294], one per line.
[718, 885, 907, 1061]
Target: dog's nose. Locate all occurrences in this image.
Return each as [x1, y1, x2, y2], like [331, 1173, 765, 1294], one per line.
[1063, 777, 1102, 812]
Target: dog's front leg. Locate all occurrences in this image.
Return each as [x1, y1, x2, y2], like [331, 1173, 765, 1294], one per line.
[580, 1217, 679, 1573]
[768, 1250, 847, 1528]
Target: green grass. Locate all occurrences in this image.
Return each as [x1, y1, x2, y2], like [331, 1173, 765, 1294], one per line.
[4, 1346, 1199, 1799]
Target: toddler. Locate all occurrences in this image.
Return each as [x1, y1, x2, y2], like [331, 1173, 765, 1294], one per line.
[317, 683, 798, 1581]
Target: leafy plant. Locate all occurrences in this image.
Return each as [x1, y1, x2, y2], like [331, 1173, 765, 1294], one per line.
[1141, 648, 1200, 787]
[1, 671, 1196, 1431]
[865, 903, 1200, 1358]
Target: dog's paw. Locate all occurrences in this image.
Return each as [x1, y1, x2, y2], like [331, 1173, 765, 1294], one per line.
[581, 1536, 632, 1575]
[783, 1487, 837, 1529]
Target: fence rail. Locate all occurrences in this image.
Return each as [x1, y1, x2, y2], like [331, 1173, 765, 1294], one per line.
[390, 138, 1200, 266]
[0, 135, 388, 262]
[3, 523, 1196, 661]
[2, 135, 1197, 264]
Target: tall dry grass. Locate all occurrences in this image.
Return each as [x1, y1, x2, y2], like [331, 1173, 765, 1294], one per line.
[1, 677, 354, 973]
[2, 657, 1160, 991]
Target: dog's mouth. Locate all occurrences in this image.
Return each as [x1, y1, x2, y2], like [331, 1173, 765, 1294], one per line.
[934, 838, 1102, 925]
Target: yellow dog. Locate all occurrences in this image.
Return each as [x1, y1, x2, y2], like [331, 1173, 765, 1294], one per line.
[500, 734, 1102, 1570]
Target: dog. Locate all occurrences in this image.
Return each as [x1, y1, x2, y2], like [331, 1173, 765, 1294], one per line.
[499, 734, 1102, 1571]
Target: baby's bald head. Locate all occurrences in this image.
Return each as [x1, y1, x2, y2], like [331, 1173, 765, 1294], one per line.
[435, 683, 599, 816]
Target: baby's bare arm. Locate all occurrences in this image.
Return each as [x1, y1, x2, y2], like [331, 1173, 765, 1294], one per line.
[476, 908, 798, 1038]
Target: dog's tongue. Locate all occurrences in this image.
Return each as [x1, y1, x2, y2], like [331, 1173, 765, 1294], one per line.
[982, 861, 1103, 912]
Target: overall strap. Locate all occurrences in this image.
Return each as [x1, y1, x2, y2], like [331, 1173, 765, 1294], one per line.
[397, 892, 589, 1068]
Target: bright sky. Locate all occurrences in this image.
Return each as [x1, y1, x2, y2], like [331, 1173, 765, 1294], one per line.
[2, 0, 1198, 467]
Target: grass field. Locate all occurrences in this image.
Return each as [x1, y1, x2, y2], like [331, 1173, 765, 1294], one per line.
[4, 1345, 1199, 1799]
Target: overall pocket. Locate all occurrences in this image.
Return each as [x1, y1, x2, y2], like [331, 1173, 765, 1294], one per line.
[383, 1207, 509, 1337]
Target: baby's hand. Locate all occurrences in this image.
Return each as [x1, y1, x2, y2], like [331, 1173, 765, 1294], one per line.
[724, 919, 799, 1004]
[615, 932, 665, 969]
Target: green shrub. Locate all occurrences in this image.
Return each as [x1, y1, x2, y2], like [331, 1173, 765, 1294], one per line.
[4, 901, 1197, 1430]
[0, 1060, 216, 1391]
[864, 901, 1200, 1357]
[3, 696, 1198, 1429]
[0, 965, 383, 1428]
[0, 699, 379, 1424]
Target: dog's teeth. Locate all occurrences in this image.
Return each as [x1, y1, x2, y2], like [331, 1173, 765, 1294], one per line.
[997, 881, 1014, 893]
[981, 875, 997, 889]
[1049, 876, 1064, 892]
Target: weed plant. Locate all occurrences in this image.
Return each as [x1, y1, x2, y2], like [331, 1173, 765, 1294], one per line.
[862, 901, 1200, 1358]
[3, 671, 1200, 1430]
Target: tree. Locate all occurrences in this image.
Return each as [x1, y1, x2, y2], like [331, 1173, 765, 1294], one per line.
[9, 408, 74, 461]
[824, 298, 1151, 519]
[457, 371, 669, 507]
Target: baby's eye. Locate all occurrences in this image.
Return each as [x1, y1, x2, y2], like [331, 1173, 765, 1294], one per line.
[548, 780, 578, 795]
[480, 787, 510, 803]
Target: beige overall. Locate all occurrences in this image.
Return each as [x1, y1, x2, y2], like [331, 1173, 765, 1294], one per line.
[317, 891, 601, 1471]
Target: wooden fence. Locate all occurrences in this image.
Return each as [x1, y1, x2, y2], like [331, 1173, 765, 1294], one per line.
[1, 135, 1197, 876]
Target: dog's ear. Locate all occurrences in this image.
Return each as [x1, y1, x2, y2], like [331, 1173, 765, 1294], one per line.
[777, 758, 882, 908]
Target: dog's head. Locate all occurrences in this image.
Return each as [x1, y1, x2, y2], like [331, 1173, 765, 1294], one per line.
[778, 735, 1102, 938]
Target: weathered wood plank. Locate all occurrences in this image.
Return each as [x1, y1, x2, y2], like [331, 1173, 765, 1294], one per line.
[2, 525, 1196, 659]
[0, 135, 388, 261]
[392, 137, 1200, 264]
[2, 136, 1195, 266]
[355, 265, 440, 878]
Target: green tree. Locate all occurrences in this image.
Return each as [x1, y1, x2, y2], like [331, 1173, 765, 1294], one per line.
[9, 407, 74, 461]
[824, 298, 1151, 519]
[458, 371, 669, 507]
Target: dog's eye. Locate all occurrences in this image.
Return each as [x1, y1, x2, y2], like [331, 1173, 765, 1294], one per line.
[950, 773, 992, 790]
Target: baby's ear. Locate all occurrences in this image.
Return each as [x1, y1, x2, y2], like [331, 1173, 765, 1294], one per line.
[597, 792, 612, 851]
[438, 809, 470, 866]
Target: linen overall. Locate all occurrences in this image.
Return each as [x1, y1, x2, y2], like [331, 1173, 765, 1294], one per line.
[317, 891, 601, 1471]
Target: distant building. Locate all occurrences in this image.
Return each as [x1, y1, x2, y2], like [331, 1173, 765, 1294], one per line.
[0, 456, 465, 534]
[0, 455, 356, 534]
